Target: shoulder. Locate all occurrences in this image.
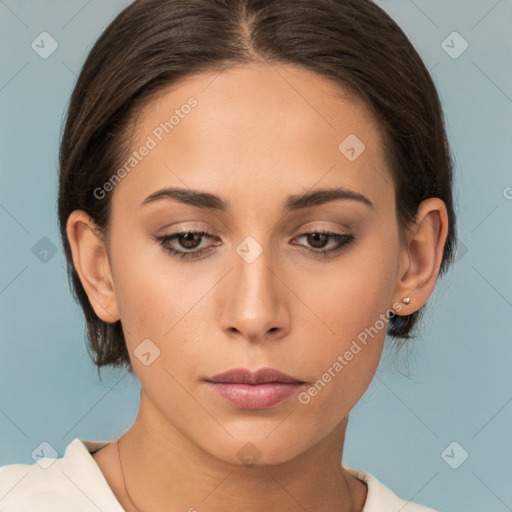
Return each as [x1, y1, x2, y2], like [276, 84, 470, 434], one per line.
[0, 438, 124, 512]
[344, 466, 441, 512]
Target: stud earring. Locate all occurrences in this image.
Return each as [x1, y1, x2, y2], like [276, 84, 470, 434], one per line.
[401, 297, 411, 305]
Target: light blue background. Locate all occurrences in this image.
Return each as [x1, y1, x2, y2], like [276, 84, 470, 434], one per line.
[1, 1, 511, 511]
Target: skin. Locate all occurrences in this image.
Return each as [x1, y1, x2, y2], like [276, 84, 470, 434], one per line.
[66, 62, 448, 512]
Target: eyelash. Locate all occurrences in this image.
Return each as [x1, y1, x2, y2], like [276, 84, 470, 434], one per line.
[154, 229, 355, 260]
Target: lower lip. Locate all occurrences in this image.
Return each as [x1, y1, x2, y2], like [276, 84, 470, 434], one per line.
[205, 382, 303, 409]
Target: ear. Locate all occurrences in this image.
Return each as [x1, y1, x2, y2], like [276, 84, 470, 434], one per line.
[66, 210, 120, 323]
[392, 198, 449, 316]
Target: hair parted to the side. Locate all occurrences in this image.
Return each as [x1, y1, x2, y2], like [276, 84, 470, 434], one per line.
[58, 0, 457, 377]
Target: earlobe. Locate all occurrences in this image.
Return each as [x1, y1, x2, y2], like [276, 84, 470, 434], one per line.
[66, 210, 120, 323]
[392, 198, 449, 316]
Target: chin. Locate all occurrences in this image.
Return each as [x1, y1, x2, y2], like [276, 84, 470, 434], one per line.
[203, 431, 314, 468]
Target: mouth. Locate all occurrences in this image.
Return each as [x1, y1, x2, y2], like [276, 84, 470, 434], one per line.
[205, 367, 305, 385]
[203, 367, 306, 409]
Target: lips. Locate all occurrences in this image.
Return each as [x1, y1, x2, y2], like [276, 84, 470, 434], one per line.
[204, 367, 304, 385]
[204, 367, 306, 409]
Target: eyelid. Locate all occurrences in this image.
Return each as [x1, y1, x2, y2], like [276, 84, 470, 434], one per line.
[156, 221, 212, 233]
[294, 221, 351, 235]
[159, 215, 349, 230]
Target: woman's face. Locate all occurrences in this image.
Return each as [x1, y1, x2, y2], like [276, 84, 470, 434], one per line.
[90, 63, 408, 464]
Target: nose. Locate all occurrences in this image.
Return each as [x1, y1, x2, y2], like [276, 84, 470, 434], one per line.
[219, 238, 290, 344]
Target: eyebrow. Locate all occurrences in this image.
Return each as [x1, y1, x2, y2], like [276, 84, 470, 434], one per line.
[140, 186, 374, 211]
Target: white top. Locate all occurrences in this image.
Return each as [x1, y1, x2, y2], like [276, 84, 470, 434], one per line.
[0, 438, 439, 511]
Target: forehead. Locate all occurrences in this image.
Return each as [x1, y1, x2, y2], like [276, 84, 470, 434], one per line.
[112, 62, 393, 213]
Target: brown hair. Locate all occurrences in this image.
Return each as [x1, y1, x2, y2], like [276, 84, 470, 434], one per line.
[58, 0, 457, 376]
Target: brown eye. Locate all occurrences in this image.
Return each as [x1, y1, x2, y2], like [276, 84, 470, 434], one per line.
[293, 231, 355, 257]
[306, 233, 330, 249]
[177, 232, 204, 249]
[155, 230, 218, 260]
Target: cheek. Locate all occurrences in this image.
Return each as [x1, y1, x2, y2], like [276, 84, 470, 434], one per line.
[295, 303, 388, 432]
[292, 230, 399, 415]
[108, 229, 174, 340]
[109, 230, 217, 368]
[292, 225, 399, 338]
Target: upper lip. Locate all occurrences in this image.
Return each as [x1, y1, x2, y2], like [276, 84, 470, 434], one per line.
[205, 367, 304, 384]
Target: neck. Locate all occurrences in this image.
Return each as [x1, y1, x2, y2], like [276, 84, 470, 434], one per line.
[116, 390, 366, 512]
